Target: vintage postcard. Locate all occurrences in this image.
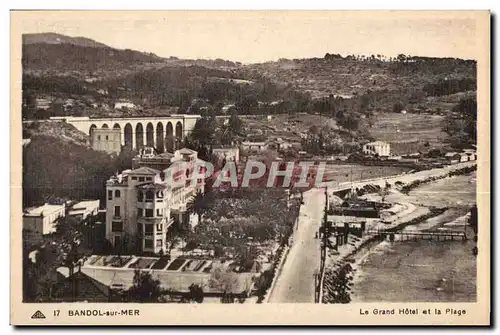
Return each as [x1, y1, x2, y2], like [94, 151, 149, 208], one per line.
[10, 10, 490, 325]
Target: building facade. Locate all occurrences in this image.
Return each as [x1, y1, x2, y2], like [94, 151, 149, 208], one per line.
[212, 146, 240, 163]
[105, 147, 205, 254]
[91, 128, 122, 155]
[23, 204, 66, 235]
[241, 141, 267, 152]
[362, 141, 391, 157]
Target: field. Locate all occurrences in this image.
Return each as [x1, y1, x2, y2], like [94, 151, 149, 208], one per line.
[242, 113, 339, 143]
[369, 112, 448, 153]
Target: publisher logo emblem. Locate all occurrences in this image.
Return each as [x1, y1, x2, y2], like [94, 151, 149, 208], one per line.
[31, 310, 46, 319]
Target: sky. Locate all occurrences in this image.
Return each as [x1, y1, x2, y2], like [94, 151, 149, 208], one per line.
[14, 11, 480, 63]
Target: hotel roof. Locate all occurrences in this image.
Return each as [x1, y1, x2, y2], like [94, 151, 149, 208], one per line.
[128, 166, 160, 175]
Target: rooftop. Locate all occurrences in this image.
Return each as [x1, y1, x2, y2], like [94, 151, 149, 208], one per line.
[365, 141, 389, 146]
[24, 204, 65, 217]
[178, 148, 197, 155]
[57, 265, 257, 294]
[242, 141, 267, 146]
[137, 183, 168, 190]
[71, 200, 100, 211]
[128, 166, 160, 175]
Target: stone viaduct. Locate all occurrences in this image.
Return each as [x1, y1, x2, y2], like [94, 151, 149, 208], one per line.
[49, 115, 201, 152]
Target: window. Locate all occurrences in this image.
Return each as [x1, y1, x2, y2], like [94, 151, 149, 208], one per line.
[156, 191, 164, 198]
[105, 135, 109, 140]
[146, 177, 152, 181]
[145, 224, 154, 235]
[112, 221, 123, 232]
[137, 191, 143, 202]
[115, 190, 121, 198]
[137, 208, 143, 217]
[156, 208, 163, 217]
[108, 190, 113, 200]
[114, 206, 121, 217]
[131, 176, 137, 181]
[144, 239, 153, 249]
[138, 177, 145, 182]
[98, 135, 101, 140]
[156, 239, 163, 248]
[156, 224, 163, 232]
[145, 209, 154, 217]
[145, 191, 154, 202]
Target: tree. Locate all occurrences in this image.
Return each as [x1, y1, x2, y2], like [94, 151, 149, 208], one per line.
[337, 114, 360, 130]
[22, 92, 37, 120]
[189, 117, 217, 146]
[236, 95, 258, 114]
[379, 183, 391, 203]
[228, 111, 243, 136]
[54, 216, 92, 277]
[324, 264, 353, 304]
[392, 102, 404, 113]
[187, 283, 204, 303]
[442, 97, 477, 148]
[187, 190, 211, 225]
[127, 270, 163, 302]
[220, 291, 236, 303]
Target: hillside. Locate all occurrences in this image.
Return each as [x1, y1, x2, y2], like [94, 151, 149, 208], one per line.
[21, 33, 477, 152]
[22, 33, 109, 48]
[22, 33, 242, 79]
[23, 120, 90, 147]
[242, 55, 476, 99]
[22, 43, 166, 77]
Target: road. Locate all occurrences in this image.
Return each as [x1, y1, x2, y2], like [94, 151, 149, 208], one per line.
[268, 188, 325, 303]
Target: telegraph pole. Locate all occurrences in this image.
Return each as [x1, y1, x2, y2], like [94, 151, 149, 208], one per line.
[322, 186, 329, 261]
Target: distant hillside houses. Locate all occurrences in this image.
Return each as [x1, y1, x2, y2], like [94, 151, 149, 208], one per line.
[445, 149, 477, 164]
[362, 141, 391, 157]
[114, 100, 136, 110]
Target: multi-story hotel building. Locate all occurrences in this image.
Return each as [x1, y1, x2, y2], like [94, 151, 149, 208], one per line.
[105, 147, 205, 254]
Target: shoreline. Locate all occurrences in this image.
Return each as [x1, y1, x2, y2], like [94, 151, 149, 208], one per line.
[321, 169, 476, 304]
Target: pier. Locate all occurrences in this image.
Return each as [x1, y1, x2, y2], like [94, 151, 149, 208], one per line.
[365, 229, 467, 241]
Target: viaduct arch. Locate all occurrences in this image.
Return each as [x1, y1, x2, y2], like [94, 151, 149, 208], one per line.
[48, 115, 201, 152]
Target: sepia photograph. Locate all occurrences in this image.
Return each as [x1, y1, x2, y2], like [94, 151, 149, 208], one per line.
[10, 10, 490, 325]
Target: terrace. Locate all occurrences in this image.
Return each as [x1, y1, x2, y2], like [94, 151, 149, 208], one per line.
[83, 255, 253, 274]
[73, 254, 260, 296]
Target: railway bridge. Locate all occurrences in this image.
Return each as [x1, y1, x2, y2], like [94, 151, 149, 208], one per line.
[48, 115, 201, 151]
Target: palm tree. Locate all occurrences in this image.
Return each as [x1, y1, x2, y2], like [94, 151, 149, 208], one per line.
[187, 190, 210, 225]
